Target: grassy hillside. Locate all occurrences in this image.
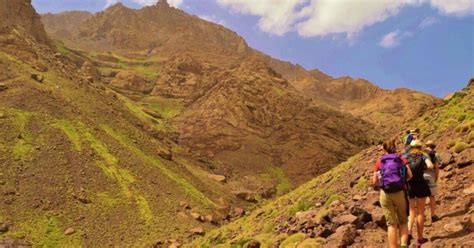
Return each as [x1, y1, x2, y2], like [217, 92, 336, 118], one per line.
[0, 38, 235, 246]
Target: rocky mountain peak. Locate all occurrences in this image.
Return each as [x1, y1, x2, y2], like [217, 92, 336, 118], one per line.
[0, 0, 49, 44]
[157, 0, 170, 8]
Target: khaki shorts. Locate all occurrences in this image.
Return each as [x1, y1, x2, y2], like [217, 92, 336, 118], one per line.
[380, 190, 408, 226]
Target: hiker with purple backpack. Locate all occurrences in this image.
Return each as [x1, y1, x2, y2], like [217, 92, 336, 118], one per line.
[372, 139, 413, 248]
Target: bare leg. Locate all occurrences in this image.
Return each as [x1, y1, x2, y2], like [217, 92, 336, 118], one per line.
[399, 223, 409, 245]
[429, 196, 436, 217]
[408, 198, 416, 235]
[387, 225, 399, 248]
[416, 197, 427, 238]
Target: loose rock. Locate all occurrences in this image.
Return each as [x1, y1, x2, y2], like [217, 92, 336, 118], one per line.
[207, 174, 226, 183]
[31, 73, 44, 83]
[189, 226, 205, 236]
[64, 227, 75, 235]
[0, 83, 8, 91]
[443, 220, 464, 233]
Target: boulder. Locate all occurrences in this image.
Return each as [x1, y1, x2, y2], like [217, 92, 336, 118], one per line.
[456, 149, 473, 168]
[157, 148, 172, 160]
[176, 212, 188, 219]
[438, 151, 454, 167]
[443, 220, 464, 233]
[64, 227, 75, 235]
[371, 208, 387, 230]
[324, 224, 357, 248]
[31, 73, 44, 83]
[207, 174, 226, 183]
[463, 184, 474, 196]
[0, 83, 8, 91]
[333, 214, 358, 226]
[231, 207, 245, 218]
[233, 190, 257, 202]
[314, 225, 335, 238]
[0, 223, 9, 233]
[243, 239, 261, 248]
[352, 194, 362, 201]
[190, 212, 205, 222]
[350, 207, 373, 229]
[215, 204, 231, 220]
[189, 226, 205, 236]
[462, 214, 474, 232]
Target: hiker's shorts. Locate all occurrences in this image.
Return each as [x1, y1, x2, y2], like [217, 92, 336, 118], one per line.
[380, 190, 408, 226]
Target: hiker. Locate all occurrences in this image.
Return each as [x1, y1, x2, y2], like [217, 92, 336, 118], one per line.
[424, 140, 440, 222]
[406, 140, 434, 246]
[403, 130, 414, 156]
[402, 130, 411, 145]
[372, 139, 413, 248]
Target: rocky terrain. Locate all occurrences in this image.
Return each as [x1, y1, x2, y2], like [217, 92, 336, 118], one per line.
[0, 0, 464, 247]
[190, 80, 474, 247]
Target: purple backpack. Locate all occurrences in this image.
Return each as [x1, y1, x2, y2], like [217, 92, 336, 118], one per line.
[380, 154, 406, 193]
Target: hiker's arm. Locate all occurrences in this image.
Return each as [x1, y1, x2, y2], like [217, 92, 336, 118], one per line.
[425, 158, 434, 169]
[372, 171, 379, 186]
[434, 162, 440, 181]
[405, 164, 413, 181]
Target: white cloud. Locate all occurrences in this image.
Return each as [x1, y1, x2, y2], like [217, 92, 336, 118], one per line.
[419, 16, 438, 28]
[214, 0, 474, 38]
[216, 0, 305, 36]
[198, 15, 226, 26]
[105, 0, 183, 8]
[379, 31, 400, 48]
[379, 30, 413, 48]
[430, 0, 474, 16]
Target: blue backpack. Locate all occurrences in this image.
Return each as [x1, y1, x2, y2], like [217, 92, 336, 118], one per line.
[380, 154, 406, 193]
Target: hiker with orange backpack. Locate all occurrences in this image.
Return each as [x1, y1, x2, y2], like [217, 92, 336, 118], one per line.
[372, 139, 413, 248]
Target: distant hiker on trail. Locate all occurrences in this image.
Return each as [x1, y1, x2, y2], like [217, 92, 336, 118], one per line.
[403, 130, 414, 155]
[405, 140, 434, 246]
[424, 140, 440, 222]
[403, 130, 411, 145]
[372, 139, 413, 248]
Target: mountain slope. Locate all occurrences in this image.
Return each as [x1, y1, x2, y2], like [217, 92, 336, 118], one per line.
[0, 1, 247, 246]
[189, 80, 474, 247]
[39, 3, 381, 190]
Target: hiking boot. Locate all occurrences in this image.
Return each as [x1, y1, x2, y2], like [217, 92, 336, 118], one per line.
[417, 238, 429, 247]
[431, 215, 439, 222]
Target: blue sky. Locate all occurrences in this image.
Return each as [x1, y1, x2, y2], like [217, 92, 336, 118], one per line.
[33, 0, 474, 97]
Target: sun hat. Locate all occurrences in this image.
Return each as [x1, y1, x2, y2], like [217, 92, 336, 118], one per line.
[425, 140, 436, 148]
[410, 140, 423, 147]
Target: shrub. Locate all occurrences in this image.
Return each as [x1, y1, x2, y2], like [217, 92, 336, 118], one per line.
[280, 233, 307, 248]
[453, 142, 469, 153]
[447, 140, 457, 149]
[289, 200, 312, 216]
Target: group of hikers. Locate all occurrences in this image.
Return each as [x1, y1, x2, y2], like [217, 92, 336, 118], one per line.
[372, 129, 441, 247]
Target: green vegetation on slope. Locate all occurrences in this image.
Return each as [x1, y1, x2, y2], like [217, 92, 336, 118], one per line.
[102, 125, 215, 207]
[189, 155, 360, 247]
